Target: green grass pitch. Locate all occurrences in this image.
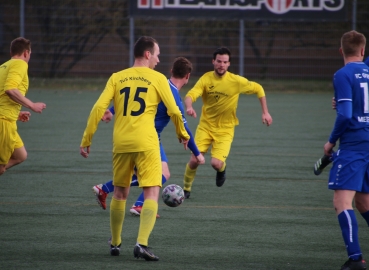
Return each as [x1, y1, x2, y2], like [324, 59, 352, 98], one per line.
[0, 85, 368, 269]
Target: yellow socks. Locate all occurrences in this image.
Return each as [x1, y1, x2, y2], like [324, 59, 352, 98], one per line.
[183, 163, 197, 192]
[137, 199, 158, 246]
[110, 197, 126, 246]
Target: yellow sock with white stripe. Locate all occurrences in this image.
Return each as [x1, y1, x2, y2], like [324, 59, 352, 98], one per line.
[137, 199, 158, 246]
[110, 197, 126, 246]
[183, 163, 197, 192]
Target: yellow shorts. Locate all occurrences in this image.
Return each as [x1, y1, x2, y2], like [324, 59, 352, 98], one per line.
[112, 149, 162, 188]
[194, 125, 234, 162]
[0, 119, 23, 165]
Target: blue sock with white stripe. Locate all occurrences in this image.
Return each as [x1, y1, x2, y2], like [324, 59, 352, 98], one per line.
[338, 210, 362, 260]
[102, 180, 114, 194]
[360, 210, 369, 226]
[133, 175, 167, 207]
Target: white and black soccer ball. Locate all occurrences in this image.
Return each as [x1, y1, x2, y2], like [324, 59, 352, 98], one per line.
[161, 184, 184, 207]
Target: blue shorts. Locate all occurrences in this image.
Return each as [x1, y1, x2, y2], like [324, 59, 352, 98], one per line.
[328, 149, 369, 192]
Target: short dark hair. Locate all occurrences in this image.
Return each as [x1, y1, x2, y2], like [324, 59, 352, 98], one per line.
[172, 57, 192, 79]
[134, 36, 158, 58]
[10, 37, 31, 57]
[213, 47, 231, 62]
[341, 30, 366, 57]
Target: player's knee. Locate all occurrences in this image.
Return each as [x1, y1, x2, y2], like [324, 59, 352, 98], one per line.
[211, 161, 223, 171]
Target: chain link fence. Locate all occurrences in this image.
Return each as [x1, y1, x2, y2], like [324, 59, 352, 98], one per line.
[1, 0, 369, 80]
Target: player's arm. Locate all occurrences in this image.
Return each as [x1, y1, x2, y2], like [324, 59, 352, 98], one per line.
[18, 111, 31, 122]
[101, 106, 115, 123]
[80, 76, 114, 157]
[184, 78, 205, 118]
[239, 77, 272, 126]
[5, 89, 46, 113]
[324, 73, 352, 156]
[258, 96, 273, 126]
[158, 78, 190, 143]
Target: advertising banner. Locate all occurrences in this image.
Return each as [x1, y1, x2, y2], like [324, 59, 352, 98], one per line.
[130, 0, 348, 21]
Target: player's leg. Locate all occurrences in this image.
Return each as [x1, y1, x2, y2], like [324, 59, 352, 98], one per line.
[0, 127, 25, 175]
[6, 146, 27, 170]
[211, 127, 234, 187]
[109, 152, 134, 256]
[133, 149, 161, 261]
[93, 167, 140, 210]
[335, 190, 366, 269]
[183, 126, 211, 198]
[355, 192, 369, 226]
[130, 143, 168, 217]
[329, 150, 367, 269]
[355, 166, 369, 226]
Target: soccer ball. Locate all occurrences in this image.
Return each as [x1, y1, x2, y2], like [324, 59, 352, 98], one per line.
[161, 184, 184, 207]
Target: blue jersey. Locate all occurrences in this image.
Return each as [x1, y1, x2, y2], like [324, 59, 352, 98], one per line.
[109, 79, 200, 156]
[329, 61, 369, 150]
[154, 80, 199, 156]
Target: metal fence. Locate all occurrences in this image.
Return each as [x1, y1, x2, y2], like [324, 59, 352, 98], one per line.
[1, 0, 369, 80]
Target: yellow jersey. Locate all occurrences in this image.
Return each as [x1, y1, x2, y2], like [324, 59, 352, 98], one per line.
[186, 71, 265, 129]
[0, 59, 29, 122]
[81, 67, 190, 153]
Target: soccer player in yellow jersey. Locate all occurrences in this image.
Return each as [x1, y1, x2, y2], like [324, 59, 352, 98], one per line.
[0, 37, 46, 176]
[80, 36, 190, 261]
[183, 47, 273, 198]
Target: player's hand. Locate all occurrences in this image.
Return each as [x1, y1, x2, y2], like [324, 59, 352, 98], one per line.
[186, 107, 197, 118]
[80, 146, 90, 158]
[332, 97, 336, 110]
[179, 139, 189, 150]
[262, 113, 273, 126]
[195, 153, 205, 165]
[18, 111, 31, 122]
[31, 102, 46, 113]
[323, 141, 335, 156]
[101, 109, 113, 123]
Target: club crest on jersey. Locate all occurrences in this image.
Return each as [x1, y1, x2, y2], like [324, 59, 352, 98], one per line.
[214, 95, 220, 102]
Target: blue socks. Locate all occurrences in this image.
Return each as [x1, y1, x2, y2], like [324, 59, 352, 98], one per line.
[338, 210, 362, 260]
[102, 181, 114, 193]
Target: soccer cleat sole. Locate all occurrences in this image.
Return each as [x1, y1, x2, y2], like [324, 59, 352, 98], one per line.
[92, 186, 106, 210]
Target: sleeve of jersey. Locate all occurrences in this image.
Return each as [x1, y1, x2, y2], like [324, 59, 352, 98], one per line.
[185, 124, 200, 156]
[80, 76, 115, 147]
[185, 77, 204, 102]
[172, 89, 199, 155]
[109, 106, 115, 115]
[4, 61, 26, 92]
[328, 72, 352, 144]
[159, 79, 190, 140]
[239, 77, 265, 98]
